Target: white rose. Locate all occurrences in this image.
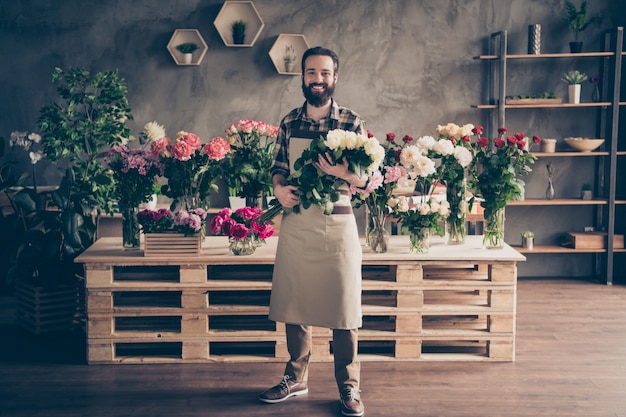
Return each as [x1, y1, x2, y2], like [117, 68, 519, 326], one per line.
[454, 146, 473, 167]
[433, 139, 455, 156]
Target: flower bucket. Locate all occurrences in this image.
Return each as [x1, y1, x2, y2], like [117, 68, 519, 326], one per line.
[144, 233, 201, 257]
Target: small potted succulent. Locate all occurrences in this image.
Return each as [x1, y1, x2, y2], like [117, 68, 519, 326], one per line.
[521, 230, 535, 250]
[562, 70, 588, 104]
[231, 20, 246, 45]
[175, 42, 199, 64]
[560, 1, 602, 53]
[283, 44, 297, 73]
[581, 183, 592, 200]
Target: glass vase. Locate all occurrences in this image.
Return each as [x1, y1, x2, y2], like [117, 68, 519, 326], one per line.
[483, 207, 506, 249]
[369, 219, 390, 254]
[228, 237, 256, 256]
[121, 205, 140, 250]
[446, 178, 467, 245]
[545, 178, 555, 200]
[409, 229, 430, 254]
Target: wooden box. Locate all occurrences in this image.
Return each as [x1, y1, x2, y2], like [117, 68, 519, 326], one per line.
[144, 233, 202, 257]
[14, 280, 78, 334]
[566, 232, 625, 249]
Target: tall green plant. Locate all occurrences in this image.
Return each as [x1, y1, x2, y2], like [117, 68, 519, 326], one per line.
[561, 1, 602, 42]
[36, 67, 133, 261]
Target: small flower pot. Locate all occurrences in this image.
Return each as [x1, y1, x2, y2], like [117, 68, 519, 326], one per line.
[521, 236, 534, 250]
[568, 84, 581, 104]
[569, 41, 583, 53]
[541, 138, 556, 153]
[581, 189, 592, 200]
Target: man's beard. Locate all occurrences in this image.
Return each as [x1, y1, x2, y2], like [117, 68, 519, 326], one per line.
[302, 82, 335, 107]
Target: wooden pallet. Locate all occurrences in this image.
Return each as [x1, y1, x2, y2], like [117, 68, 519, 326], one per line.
[79, 236, 522, 364]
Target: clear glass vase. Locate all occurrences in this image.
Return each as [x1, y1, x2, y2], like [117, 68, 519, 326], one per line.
[121, 205, 140, 250]
[409, 229, 430, 254]
[446, 178, 467, 245]
[228, 237, 256, 256]
[369, 220, 390, 254]
[483, 207, 506, 249]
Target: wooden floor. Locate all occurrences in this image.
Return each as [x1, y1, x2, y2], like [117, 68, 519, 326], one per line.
[1, 278, 626, 417]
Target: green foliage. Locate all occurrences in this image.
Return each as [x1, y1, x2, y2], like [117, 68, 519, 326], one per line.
[469, 131, 538, 223]
[562, 70, 588, 84]
[175, 42, 198, 54]
[521, 230, 535, 238]
[231, 19, 246, 39]
[37, 67, 133, 216]
[561, 1, 602, 41]
[506, 92, 557, 100]
[13, 66, 136, 284]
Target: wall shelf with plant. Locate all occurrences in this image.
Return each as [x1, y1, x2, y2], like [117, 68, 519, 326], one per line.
[166, 29, 208, 66]
[214, 1, 264, 47]
[268, 34, 310, 75]
[472, 27, 624, 284]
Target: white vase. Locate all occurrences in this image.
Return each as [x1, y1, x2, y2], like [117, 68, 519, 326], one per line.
[183, 53, 193, 64]
[568, 84, 581, 104]
[229, 196, 246, 210]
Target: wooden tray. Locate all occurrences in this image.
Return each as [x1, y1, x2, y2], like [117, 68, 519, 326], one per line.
[505, 98, 563, 105]
[564, 232, 625, 249]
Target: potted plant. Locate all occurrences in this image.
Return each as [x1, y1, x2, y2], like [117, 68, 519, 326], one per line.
[521, 230, 535, 250]
[175, 42, 199, 64]
[560, 1, 602, 53]
[562, 70, 588, 104]
[25, 67, 133, 307]
[231, 20, 246, 45]
[581, 183, 593, 200]
[283, 44, 297, 73]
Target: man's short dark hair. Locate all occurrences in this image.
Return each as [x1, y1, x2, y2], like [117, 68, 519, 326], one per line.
[301, 46, 339, 74]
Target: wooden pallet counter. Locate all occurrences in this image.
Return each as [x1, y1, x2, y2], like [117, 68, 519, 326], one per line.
[75, 235, 525, 364]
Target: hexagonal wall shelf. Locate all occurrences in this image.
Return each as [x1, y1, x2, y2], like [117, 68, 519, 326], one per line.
[167, 29, 208, 66]
[214, 1, 264, 47]
[269, 34, 310, 75]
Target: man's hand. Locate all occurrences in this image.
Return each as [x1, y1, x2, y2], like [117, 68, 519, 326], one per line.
[274, 183, 300, 208]
[315, 153, 349, 180]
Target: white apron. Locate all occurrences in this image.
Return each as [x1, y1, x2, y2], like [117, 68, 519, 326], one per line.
[268, 135, 363, 329]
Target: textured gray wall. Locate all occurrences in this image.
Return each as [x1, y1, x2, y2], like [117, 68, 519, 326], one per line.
[1, 0, 625, 278]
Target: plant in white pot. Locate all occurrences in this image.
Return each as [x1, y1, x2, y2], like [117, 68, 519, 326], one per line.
[560, 1, 602, 53]
[562, 70, 588, 104]
[521, 230, 535, 250]
[581, 183, 592, 200]
[283, 44, 297, 73]
[175, 42, 199, 64]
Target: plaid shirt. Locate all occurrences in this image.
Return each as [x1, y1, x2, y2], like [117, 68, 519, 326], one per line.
[271, 99, 366, 178]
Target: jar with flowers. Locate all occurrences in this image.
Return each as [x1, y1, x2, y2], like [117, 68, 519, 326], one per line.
[469, 127, 541, 249]
[210, 206, 275, 255]
[222, 120, 279, 208]
[106, 145, 163, 249]
[151, 130, 231, 211]
[432, 123, 475, 245]
[351, 131, 411, 253]
[388, 136, 450, 253]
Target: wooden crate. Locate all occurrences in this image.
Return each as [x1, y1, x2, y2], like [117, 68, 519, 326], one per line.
[565, 232, 625, 249]
[144, 233, 202, 257]
[14, 280, 78, 334]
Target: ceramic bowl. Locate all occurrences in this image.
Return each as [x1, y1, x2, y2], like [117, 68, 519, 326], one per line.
[564, 137, 605, 152]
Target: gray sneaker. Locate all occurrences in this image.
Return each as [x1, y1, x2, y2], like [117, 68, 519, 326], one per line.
[340, 387, 364, 416]
[259, 375, 308, 403]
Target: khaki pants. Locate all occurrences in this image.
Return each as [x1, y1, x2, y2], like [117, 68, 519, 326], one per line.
[283, 323, 360, 390]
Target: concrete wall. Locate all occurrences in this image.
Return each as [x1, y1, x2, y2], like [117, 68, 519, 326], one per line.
[1, 0, 625, 278]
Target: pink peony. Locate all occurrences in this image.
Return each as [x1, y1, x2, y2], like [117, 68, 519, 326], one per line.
[203, 136, 231, 160]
